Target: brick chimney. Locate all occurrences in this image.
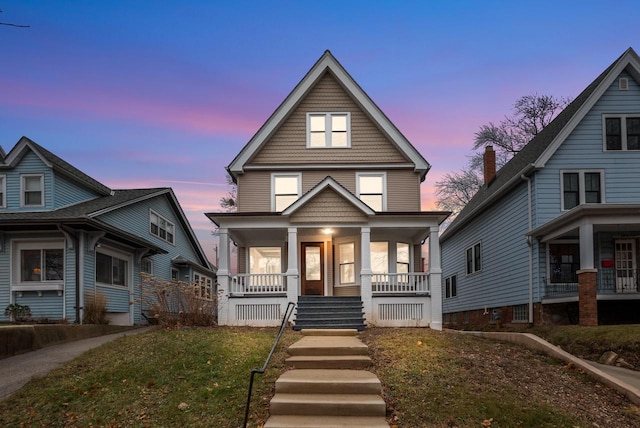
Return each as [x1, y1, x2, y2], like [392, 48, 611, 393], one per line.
[483, 145, 496, 185]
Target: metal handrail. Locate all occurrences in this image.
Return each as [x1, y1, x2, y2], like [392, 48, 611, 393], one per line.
[243, 301, 296, 428]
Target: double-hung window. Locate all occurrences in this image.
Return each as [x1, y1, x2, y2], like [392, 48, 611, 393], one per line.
[194, 273, 213, 300]
[445, 275, 457, 298]
[561, 171, 603, 210]
[357, 172, 386, 211]
[150, 210, 175, 244]
[21, 174, 44, 207]
[604, 115, 640, 151]
[339, 242, 355, 284]
[307, 113, 350, 148]
[371, 241, 389, 282]
[272, 173, 301, 212]
[465, 243, 481, 275]
[0, 175, 5, 208]
[396, 243, 410, 282]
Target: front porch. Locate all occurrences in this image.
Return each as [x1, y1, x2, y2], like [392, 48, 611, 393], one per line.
[210, 214, 446, 329]
[531, 204, 640, 326]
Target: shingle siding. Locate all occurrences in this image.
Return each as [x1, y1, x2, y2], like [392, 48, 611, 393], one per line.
[290, 188, 368, 223]
[248, 72, 409, 165]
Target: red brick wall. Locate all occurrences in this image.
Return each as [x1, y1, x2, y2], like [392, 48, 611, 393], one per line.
[578, 269, 598, 326]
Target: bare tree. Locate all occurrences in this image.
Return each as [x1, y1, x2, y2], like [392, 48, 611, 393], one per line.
[436, 93, 570, 217]
[219, 171, 237, 212]
[0, 8, 29, 28]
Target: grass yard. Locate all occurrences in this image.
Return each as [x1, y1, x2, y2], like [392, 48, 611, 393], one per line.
[0, 326, 638, 427]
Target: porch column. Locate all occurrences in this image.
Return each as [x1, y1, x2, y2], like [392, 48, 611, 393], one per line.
[360, 227, 373, 324]
[578, 224, 597, 326]
[286, 228, 299, 304]
[428, 228, 443, 331]
[217, 228, 230, 325]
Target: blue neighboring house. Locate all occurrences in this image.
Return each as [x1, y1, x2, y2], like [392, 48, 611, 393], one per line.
[0, 137, 216, 325]
[440, 48, 640, 327]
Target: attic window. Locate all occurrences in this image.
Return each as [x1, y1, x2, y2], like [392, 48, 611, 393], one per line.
[307, 113, 350, 148]
[619, 78, 629, 91]
[150, 210, 175, 244]
[604, 115, 640, 151]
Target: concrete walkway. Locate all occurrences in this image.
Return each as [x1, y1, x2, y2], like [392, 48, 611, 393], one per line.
[0, 326, 154, 401]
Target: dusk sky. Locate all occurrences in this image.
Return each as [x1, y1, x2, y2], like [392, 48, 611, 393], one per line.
[2, 1, 640, 265]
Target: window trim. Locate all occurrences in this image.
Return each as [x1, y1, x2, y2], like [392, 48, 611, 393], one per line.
[96, 246, 132, 289]
[21, 174, 44, 207]
[11, 239, 65, 290]
[512, 304, 528, 322]
[194, 273, 214, 300]
[445, 274, 457, 299]
[0, 175, 5, 208]
[150, 209, 175, 245]
[603, 114, 640, 151]
[465, 242, 482, 275]
[338, 242, 356, 285]
[356, 171, 387, 211]
[560, 170, 604, 211]
[306, 112, 351, 148]
[271, 173, 302, 212]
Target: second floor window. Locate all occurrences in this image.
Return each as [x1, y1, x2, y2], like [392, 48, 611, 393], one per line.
[22, 174, 44, 207]
[357, 173, 385, 211]
[562, 171, 602, 210]
[150, 211, 175, 244]
[604, 115, 640, 151]
[272, 174, 300, 211]
[307, 113, 350, 148]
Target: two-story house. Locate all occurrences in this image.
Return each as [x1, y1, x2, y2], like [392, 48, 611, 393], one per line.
[0, 137, 215, 325]
[207, 51, 449, 330]
[440, 48, 640, 327]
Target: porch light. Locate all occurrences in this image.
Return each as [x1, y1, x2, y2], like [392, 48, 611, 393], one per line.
[322, 228, 333, 235]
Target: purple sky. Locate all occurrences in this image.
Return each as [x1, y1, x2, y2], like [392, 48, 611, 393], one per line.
[2, 1, 640, 265]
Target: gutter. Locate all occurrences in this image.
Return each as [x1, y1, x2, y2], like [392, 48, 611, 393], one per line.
[520, 174, 534, 323]
[441, 163, 536, 242]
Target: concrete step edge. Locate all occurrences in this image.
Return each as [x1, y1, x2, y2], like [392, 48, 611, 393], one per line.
[264, 415, 390, 428]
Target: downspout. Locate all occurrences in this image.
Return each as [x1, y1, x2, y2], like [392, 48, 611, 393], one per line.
[520, 175, 534, 324]
[57, 224, 80, 323]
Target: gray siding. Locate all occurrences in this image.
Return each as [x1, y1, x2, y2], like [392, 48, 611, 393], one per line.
[54, 173, 100, 208]
[536, 70, 640, 226]
[4, 151, 53, 210]
[96, 194, 205, 281]
[442, 182, 531, 313]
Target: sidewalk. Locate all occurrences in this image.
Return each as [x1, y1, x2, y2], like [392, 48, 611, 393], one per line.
[0, 326, 154, 401]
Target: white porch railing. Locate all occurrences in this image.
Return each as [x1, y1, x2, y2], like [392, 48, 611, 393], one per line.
[372, 273, 430, 295]
[230, 274, 287, 295]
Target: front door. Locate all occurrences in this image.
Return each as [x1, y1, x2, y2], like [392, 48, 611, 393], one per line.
[301, 242, 324, 295]
[615, 239, 636, 292]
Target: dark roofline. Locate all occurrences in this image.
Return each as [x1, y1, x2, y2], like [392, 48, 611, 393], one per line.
[441, 48, 632, 242]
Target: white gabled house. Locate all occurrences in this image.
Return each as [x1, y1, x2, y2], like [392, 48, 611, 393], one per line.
[441, 48, 640, 327]
[207, 51, 449, 330]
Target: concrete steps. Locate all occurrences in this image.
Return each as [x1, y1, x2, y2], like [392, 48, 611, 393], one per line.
[265, 329, 388, 428]
[294, 297, 366, 331]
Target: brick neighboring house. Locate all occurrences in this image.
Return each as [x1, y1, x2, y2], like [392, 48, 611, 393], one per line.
[440, 48, 640, 327]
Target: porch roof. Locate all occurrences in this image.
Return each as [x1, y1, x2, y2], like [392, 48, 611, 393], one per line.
[529, 203, 640, 242]
[206, 210, 450, 246]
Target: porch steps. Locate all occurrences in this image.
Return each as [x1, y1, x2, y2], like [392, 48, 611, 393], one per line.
[294, 296, 366, 331]
[265, 330, 388, 428]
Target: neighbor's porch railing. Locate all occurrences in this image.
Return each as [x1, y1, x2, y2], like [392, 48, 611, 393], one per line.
[544, 268, 640, 298]
[372, 272, 430, 295]
[230, 273, 286, 295]
[597, 268, 640, 294]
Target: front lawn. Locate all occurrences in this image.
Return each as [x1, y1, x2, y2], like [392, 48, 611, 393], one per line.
[0, 326, 638, 427]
